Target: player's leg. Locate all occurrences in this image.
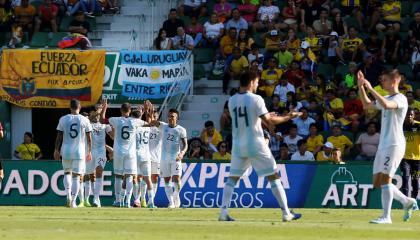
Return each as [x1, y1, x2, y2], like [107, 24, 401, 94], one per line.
[113, 154, 124, 206]
[93, 165, 104, 207]
[172, 161, 183, 208]
[399, 159, 410, 196]
[78, 176, 85, 207]
[162, 161, 175, 208]
[133, 175, 142, 207]
[84, 174, 95, 207]
[62, 159, 73, 207]
[140, 161, 153, 208]
[70, 159, 85, 208]
[123, 155, 137, 208]
[144, 175, 155, 208]
[151, 161, 160, 197]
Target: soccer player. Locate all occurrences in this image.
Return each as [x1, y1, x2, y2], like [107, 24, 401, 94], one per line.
[109, 103, 146, 207]
[149, 111, 162, 204]
[358, 70, 418, 224]
[153, 109, 188, 208]
[400, 108, 420, 199]
[54, 99, 92, 208]
[219, 72, 302, 222]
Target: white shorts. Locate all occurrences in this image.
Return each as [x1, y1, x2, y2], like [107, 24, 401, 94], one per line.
[114, 153, 137, 175]
[62, 159, 85, 175]
[373, 146, 405, 177]
[151, 161, 160, 175]
[137, 161, 151, 176]
[230, 151, 277, 177]
[161, 161, 182, 178]
[86, 153, 107, 174]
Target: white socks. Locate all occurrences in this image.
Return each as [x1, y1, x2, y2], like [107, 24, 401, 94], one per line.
[133, 183, 140, 202]
[147, 189, 154, 205]
[94, 177, 102, 200]
[152, 182, 158, 196]
[140, 180, 147, 200]
[164, 182, 174, 206]
[63, 173, 72, 199]
[270, 179, 291, 216]
[381, 184, 393, 219]
[174, 181, 181, 198]
[84, 181, 91, 202]
[391, 184, 409, 206]
[71, 176, 80, 204]
[125, 175, 134, 205]
[79, 181, 84, 203]
[221, 178, 236, 210]
[114, 177, 123, 203]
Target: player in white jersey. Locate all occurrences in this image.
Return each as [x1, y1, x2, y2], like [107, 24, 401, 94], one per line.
[154, 109, 188, 208]
[219, 72, 302, 222]
[109, 103, 145, 207]
[358, 70, 418, 224]
[149, 111, 162, 205]
[54, 99, 92, 208]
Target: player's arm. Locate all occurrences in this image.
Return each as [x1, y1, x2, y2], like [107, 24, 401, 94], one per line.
[54, 131, 63, 160]
[86, 131, 92, 161]
[176, 137, 188, 161]
[261, 111, 302, 126]
[357, 71, 376, 109]
[100, 99, 108, 123]
[105, 144, 113, 162]
[357, 71, 398, 109]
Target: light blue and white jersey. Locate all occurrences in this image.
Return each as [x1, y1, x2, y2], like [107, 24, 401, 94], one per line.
[149, 126, 162, 163]
[160, 122, 187, 162]
[57, 114, 92, 160]
[228, 92, 270, 158]
[91, 122, 112, 155]
[109, 117, 144, 157]
[136, 126, 150, 162]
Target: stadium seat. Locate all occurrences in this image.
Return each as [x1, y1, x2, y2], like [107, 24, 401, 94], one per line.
[59, 16, 73, 32]
[193, 64, 206, 80]
[48, 32, 69, 48]
[335, 64, 349, 78]
[317, 63, 335, 79]
[193, 48, 214, 63]
[86, 18, 97, 31]
[397, 64, 414, 81]
[30, 32, 49, 48]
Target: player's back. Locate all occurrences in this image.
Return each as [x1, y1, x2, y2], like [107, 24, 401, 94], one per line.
[109, 117, 144, 156]
[136, 126, 150, 161]
[91, 122, 111, 153]
[57, 114, 91, 160]
[149, 126, 162, 162]
[228, 92, 268, 158]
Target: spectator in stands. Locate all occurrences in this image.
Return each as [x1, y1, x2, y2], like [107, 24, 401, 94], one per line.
[163, 8, 184, 38]
[398, 74, 413, 94]
[183, 0, 206, 17]
[279, 143, 290, 160]
[262, 29, 281, 60]
[35, 0, 58, 33]
[344, 89, 363, 130]
[252, 0, 280, 32]
[238, 0, 257, 23]
[409, 11, 420, 40]
[283, 124, 303, 154]
[154, 28, 172, 50]
[285, 91, 302, 111]
[381, 24, 401, 64]
[316, 142, 343, 163]
[342, 62, 357, 90]
[68, 11, 91, 49]
[203, 13, 224, 48]
[327, 31, 342, 65]
[64, 0, 94, 18]
[220, 27, 237, 59]
[300, 0, 322, 32]
[281, 0, 299, 31]
[331, 12, 348, 37]
[186, 15, 204, 47]
[197, 5, 209, 24]
[98, 0, 120, 14]
[364, 29, 383, 58]
[307, 99, 323, 127]
[13, 0, 36, 37]
[327, 125, 353, 155]
[306, 123, 323, 155]
[324, 89, 344, 116]
[200, 120, 223, 154]
[304, 25, 322, 54]
[274, 41, 293, 69]
[268, 95, 284, 113]
[222, 47, 248, 94]
[355, 122, 380, 161]
[403, 35, 417, 64]
[313, 8, 331, 36]
[259, 57, 282, 97]
[268, 130, 282, 157]
[188, 138, 207, 160]
[296, 78, 311, 106]
[285, 60, 305, 87]
[274, 75, 295, 104]
[291, 139, 315, 161]
[172, 26, 194, 50]
[412, 42, 420, 81]
[286, 28, 301, 51]
[226, 8, 248, 32]
[338, 0, 363, 31]
[247, 43, 264, 70]
[376, 0, 401, 33]
[220, 101, 232, 138]
[358, 51, 384, 87]
[213, 0, 231, 23]
[293, 107, 315, 138]
[236, 29, 254, 55]
[14, 132, 42, 160]
[0, 0, 12, 33]
[213, 141, 231, 160]
[407, 91, 420, 111]
[337, 26, 364, 62]
[373, 74, 389, 96]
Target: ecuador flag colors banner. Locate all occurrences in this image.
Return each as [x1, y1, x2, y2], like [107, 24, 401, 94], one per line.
[0, 49, 105, 108]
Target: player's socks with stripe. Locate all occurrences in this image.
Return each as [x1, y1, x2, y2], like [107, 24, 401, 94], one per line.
[164, 182, 175, 208]
[381, 184, 393, 221]
[84, 181, 91, 207]
[219, 178, 237, 221]
[93, 177, 102, 207]
[113, 177, 122, 206]
[78, 181, 85, 207]
[125, 176, 134, 208]
[391, 184, 409, 206]
[147, 189, 155, 208]
[71, 176, 80, 208]
[152, 182, 158, 196]
[173, 181, 181, 208]
[270, 179, 291, 217]
[63, 173, 72, 207]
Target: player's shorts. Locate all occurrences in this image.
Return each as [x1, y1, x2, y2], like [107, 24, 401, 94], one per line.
[373, 146, 405, 177]
[160, 161, 182, 178]
[151, 161, 160, 175]
[230, 151, 277, 177]
[62, 159, 85, 175]
[113, 153, 137, 175]
[137, 161, 151, 176]
[85, 153, 107, 174]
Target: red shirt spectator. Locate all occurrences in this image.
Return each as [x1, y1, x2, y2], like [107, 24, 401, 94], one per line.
[39, 3, 58, 22]
[284, 61, 305, 87]
[344, 90, 363, 116]
[238, 0, 257, 23]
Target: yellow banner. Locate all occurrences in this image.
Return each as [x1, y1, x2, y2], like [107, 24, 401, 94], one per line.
[0, 49, 105, 108]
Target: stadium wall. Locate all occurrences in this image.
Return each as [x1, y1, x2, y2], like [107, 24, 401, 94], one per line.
[0, 160, 412, 208]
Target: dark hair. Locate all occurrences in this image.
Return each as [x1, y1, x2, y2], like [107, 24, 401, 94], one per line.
[217, 141, 229, 151]
[169, 108, 179, 117]
[309, 123, 317, 129]
[272, 94, 280, 100]
[169, 8, 177, 13]
[280, 143, 288, 148]
[232, 8, 240, 14]
[205, 121, 214, 128]
[24, 132, 33, 143]
[297, 139, 306, 147]
[367, 121, 377, 129]
[238, 29, 249, 43]
[239, 71, 258, 87]
[299, 106, 308, 112]
[290, 123, 298, 130]
[326, 89, 335, 95]
[229, 27, 237, 32]
[286, 91, 298, 109]
[154, 28, 166, 50]
[347, 89, 357, 96]
[131, 110, 142, 118]
[121, 102, 131, 113]
[348, 26, 358, 32]
[251, 43, 259, 50]
[70, 99, 80, 110]
[406, 91, 414, 96]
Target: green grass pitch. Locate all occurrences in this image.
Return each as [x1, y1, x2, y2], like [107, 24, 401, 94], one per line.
[0, 207, 418, 240]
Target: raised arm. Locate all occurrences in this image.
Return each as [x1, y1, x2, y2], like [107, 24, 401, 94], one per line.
[100, 99, 108, 123]
[357, 71, 376, 110]
[54, 131, 63, 160]
[358, 71, 399, 109]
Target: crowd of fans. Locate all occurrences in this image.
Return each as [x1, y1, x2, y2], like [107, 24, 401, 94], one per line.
[154, 0, 420, 162]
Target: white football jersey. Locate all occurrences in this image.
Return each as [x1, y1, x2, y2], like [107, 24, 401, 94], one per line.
[228, 92, 270, 158]
[136, 126, 150, 162]
[57, 114, 92, 160]
[149, 126, 162, 163]
[160, 122, 187, 162]
[91, 122, 112, 155]
[375, 93, 408, 150]
[109, 117, 144, 156]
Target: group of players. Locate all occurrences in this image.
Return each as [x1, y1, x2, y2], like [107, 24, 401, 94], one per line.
[54, 99, 187, 209]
